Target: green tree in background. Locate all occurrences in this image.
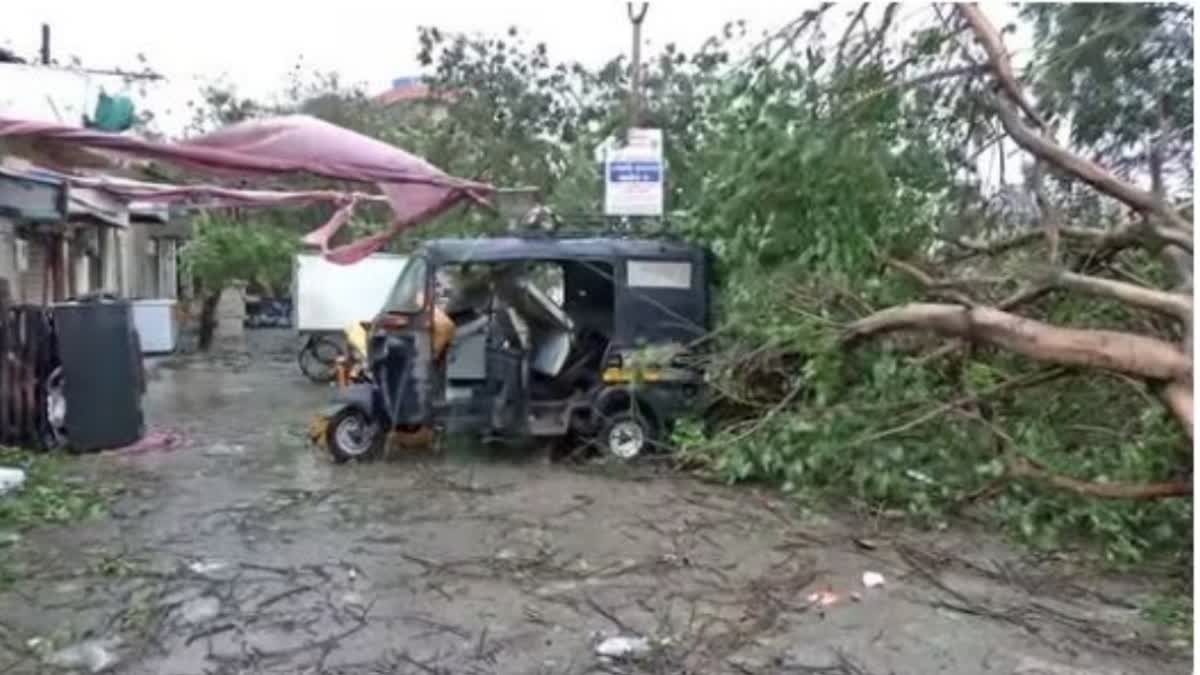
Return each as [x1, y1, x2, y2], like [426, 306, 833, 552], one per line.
[180, 213, 298, 348]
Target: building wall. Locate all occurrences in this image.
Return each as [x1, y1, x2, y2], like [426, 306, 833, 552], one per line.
[19, 233, 48, 304]
[118, 222, 185, 299]
[121, 222, 153, 298]
[103, 226, 121, 293]
[157, 238, 179, 299]
[0, 216, 17, 302]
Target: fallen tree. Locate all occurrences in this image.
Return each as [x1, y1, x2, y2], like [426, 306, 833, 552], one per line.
[840, 5, 1193, 499]
[667, 4, 1192, 561]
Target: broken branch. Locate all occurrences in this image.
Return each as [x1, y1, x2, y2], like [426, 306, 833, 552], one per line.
[1160, 380, 1195, 440]
[957, 4, 1047, 129]
[958, 4, 1193, 239]
[1009, 455, 1191, 499]
[1055, 271, 1192, 320]
[885, 258, 976, 305]
[982, 78, 1192, 239]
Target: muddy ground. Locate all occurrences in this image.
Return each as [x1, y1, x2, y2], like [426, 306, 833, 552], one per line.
[0, 329, 1190, 674]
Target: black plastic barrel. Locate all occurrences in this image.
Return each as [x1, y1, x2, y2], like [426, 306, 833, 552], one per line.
[52, 294, 144, 451]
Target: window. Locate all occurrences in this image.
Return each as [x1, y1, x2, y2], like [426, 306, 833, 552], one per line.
[382, 256, 428, 313]
[626, 260, 691, 289]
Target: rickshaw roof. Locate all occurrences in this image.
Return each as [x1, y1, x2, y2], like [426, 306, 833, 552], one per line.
[420, 235, 707, 266]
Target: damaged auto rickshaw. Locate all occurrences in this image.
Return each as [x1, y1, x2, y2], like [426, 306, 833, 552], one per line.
[311, 232, 713, 463]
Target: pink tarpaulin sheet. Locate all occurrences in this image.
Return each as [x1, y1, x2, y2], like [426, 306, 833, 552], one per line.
[0, 115, 495, 264]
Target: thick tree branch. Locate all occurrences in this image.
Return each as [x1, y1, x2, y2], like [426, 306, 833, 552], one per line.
[959, 4, 1195, 240]
[842, 303, 1191, 381]
[1055, 271, 1192, 320]
[957, 5, 1046, 129]
[1161, 380, 1194, 439]
[988, 94, 1195, 240]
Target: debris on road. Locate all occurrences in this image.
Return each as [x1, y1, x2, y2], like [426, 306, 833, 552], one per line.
[862, 571, 886, 588]
[1012, 656, 1118, 675]
[180, 595, 221, 624]
[853, 537, 880, 550]
[0, 466, 26, 495]
[203, 442, 246, 457]
[806, 590, 840, 608]
[596, 635, 651, 659]
[116, 428, 186, 455]
[45, 638, 121, 673]
[187, 559, 231, 578]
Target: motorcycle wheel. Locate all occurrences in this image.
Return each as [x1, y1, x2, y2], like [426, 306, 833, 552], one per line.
[298, 335, 341, 383]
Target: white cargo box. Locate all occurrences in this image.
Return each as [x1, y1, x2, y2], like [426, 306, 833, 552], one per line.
[131, 299, 178, 354]
[292, 252, 408, 332]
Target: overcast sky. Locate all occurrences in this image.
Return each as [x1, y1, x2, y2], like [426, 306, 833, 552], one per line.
[3, 2, 809, 111]
[1, 2, 1025, 185]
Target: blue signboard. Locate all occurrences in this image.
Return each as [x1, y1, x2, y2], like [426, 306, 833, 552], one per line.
[608, 161, 662, 183]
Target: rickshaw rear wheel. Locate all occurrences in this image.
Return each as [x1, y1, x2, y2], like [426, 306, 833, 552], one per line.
[326, 407, 385, 463]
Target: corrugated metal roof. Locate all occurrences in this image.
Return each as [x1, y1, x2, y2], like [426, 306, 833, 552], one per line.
[67, 185, 128, 227]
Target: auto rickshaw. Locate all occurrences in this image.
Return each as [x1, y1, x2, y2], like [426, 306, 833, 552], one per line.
[311, 232, 713, 463]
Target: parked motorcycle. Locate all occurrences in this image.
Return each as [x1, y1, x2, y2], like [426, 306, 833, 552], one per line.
[245, 297, 293, 329]
[298, 320, 371, 385]
[297, 332, 342, 383]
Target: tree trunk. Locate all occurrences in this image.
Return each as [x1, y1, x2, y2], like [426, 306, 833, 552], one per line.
[197, 292, 221, 351]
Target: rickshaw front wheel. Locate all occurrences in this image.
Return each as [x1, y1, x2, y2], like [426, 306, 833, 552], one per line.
[326, 407, 385, 463]
[600, 411, 657, 460]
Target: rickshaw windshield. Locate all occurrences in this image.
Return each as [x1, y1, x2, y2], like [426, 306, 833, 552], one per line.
[381, 256, 429, 313]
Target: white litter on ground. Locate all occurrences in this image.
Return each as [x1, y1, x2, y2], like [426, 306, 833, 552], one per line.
[0, 467, 26, 495]
[595, 635, 651, 658]
[862, 571, 886, 588]
[806, 590, 840, 607]
[46, 638, 122, 673]
[180, 596, 221, 624]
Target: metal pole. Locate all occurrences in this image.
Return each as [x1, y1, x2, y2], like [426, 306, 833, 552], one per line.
[626, 2, 648, 136]
[40, 24, 50, 65]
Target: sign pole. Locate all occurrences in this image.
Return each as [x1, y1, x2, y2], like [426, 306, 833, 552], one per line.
[626, 3, 648, 136]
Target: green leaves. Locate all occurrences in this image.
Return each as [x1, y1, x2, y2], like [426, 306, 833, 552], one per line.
[181, 214, 299, 296]
[0, 448, 113, 532]
[1022, 4, 1193, 175]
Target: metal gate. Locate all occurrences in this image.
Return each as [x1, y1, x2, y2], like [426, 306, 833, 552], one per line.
[0, 305, 55, 448]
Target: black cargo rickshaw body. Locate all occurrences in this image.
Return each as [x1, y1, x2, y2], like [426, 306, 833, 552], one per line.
[316, 233, 714, 462]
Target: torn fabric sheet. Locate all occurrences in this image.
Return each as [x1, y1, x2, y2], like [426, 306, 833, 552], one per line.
[32, 169, 386, 260]
[34, 169, 390, 209]
[0, 115, 495, 264]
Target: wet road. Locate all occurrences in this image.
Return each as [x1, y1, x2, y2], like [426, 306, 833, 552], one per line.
[0, 331, 1188, 674]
